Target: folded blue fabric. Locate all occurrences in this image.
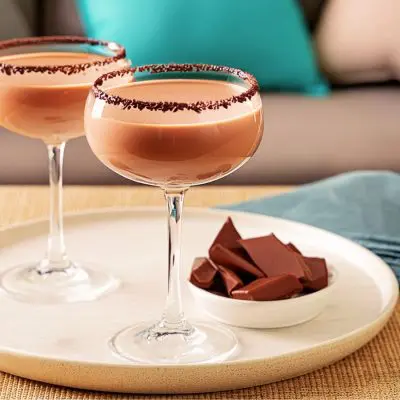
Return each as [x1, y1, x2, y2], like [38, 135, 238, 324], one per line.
[220, 171, 400, 282]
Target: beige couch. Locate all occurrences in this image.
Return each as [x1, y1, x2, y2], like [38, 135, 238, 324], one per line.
[0, 0, 398, 185]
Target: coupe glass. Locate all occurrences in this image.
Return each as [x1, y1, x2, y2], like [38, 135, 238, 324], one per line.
[85, 64, 264, 364]
[0, 37, 130, 303]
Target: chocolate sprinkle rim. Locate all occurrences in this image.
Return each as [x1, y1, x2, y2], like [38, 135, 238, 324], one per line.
[92, 64, 260, 113]
[0, 36, 126, 76]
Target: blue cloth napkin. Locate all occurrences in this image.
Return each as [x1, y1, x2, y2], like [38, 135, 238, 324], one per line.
[221, 171, 400, 282]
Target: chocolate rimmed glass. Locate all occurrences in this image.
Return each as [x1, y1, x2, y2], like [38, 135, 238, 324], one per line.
[0, 37, 130, 303]
[85, 64, 264, 364]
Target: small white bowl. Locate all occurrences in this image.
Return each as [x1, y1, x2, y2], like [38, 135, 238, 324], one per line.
[189, 267, 338, 329]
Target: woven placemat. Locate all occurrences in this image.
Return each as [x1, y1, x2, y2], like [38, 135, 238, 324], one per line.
[0, 186, 399, 399]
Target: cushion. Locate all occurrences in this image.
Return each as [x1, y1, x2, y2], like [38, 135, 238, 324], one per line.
[316, 0, 399, 84]
[77, 0, 328, 94]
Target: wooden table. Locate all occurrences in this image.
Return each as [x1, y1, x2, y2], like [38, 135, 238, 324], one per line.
[0, 185, 399, 400]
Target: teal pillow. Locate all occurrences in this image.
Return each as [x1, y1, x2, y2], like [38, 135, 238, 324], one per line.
[77, 0, 328, 95]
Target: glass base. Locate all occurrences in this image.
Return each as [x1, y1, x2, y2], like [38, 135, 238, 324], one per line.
[110, 320, 239, 364]
[0, 261, 119, 304]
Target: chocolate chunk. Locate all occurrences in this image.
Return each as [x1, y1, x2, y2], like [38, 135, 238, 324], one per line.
[286, 244, 319, 281]
[231, 275, 303, 301]
[286, 244, 314, 280]
[302, 257, 328, 291]
[239, 234, 307, 279]
[215, 264, 243, 294]
[286, 242, 302, 255]
[231, 247, 254, 264]
[209, 244, 264, 278]
[190, 217, 330, 301]
[209, 217, 242, 251]
[210, 272, 228, 295]
[189, 257, 217, 289]
[295, 254, 313, 281]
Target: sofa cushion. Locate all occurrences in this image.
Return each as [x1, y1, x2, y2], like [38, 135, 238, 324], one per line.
[316, 0, 400, 84]
[42, 0, 323, 36]
[77, 0, 328, 94]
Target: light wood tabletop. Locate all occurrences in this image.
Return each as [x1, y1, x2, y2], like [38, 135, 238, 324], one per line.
[0, 185, 292, 227]
[0, 185, 398, 400]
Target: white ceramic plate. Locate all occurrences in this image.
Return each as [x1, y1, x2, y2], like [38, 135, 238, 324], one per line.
[0, 208, 397, 394]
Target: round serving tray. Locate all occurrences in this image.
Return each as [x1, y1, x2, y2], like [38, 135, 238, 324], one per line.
[0, 208, 397, 394]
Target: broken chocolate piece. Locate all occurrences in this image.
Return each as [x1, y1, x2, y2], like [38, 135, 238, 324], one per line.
[210, 272, 228, 295]
[286, 244, 312, 279]
[209, 244, 264, 278]
[239, 234, 307, 279]
[190, 257, 217, 289]
[209, 217, 242, 251]
[231, 247, 254, 263]
[215, 264, 243, 294]
[286, 242, 302, 255]
[190, 217, 331, 301]
[231, 275, 303, 301]
[295, 254, 313, 281]
[302, 257, 328, 291]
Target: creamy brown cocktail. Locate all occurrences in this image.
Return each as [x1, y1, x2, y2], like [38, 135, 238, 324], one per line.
[0, 37, 129, 304]
[0, 51, 111, 143]
[86, 78, 263, 186]
[85, 64, 263, 365]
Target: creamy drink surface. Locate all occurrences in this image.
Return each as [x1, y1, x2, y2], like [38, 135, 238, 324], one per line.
[0, 52, 111, 143]
[86, 79, 263, 186]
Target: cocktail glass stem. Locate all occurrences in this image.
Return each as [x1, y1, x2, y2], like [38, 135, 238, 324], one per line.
[38, 143, 71, 274]
[159, 189, 191, 330]
[109, 187, 238, 363]
[0, 138, 118, 302]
